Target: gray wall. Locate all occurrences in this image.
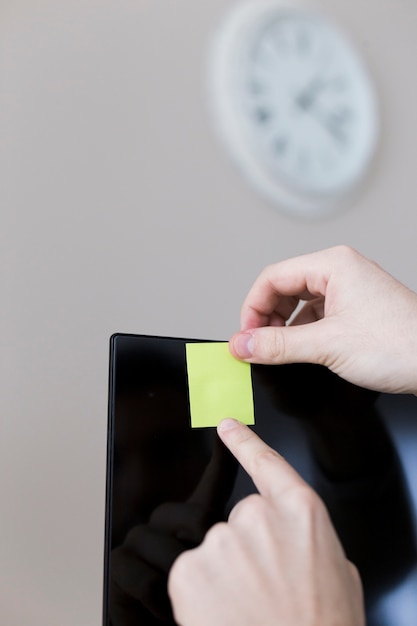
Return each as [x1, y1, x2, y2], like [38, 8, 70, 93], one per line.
[2, 0, 417, 623]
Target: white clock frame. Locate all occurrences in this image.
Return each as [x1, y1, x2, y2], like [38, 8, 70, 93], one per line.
[206, 0, 379, 218]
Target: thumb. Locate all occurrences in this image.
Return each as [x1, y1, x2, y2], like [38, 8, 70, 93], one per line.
[229, 321, 330, 366]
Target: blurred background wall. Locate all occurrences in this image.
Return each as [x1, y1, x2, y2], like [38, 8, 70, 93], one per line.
[1, 0, 417, 623]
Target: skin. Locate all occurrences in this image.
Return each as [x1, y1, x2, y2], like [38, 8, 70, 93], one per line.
[229, 245, 417, 395]
[168, 246, 417, 625]
[168, 419, 365, 626]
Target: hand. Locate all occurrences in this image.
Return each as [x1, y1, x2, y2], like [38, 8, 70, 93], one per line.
[229, 246, 417, 395]
[168, 419, 365, 626]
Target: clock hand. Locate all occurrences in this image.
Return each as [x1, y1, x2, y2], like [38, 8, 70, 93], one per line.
[312, 106, 348, 145]
[295, 76, 349, 146]
[323, 117, 347, 145]
[295, 76, 326, 111]
[295, 75, 345, 113]
[297, 96, 348, 147]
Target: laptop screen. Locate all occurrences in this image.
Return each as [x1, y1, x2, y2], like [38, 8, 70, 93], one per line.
[103, 333, 417, 626]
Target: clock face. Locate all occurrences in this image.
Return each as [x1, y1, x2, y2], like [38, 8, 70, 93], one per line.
[208, 3, 379, 216]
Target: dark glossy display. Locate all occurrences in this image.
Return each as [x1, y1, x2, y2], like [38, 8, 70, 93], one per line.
[103, 334, 417, 626]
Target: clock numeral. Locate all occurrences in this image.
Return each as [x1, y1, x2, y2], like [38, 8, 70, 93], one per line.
[248, 78, 264, 95]
[254, 107, 273, 124]
[327, 75, 348, 92]
[297, 149, 311, 173]
[319, 149, 336, 171]
[268, 24, 288, 54]
[274, 135, 289, 156]
[296, 27, 312, 55]
[329, 106, 353, 125]
[324, 107, 354, 146]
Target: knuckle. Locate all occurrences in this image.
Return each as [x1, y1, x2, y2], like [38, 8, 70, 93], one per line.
[287, 484, 325, 519]
[264, 262, 279, 276]
[244, 493, 270, 518]
[169, 548, 191, 584]
[259, 331, 286, 363]
[230, 493, 265, 523]
[193, 522, 242, 564]
[177, 521, 232, 560]
[252, 447, 282, 474]
[168, 545, 200, 597]
[204, 520, 229, 541]
[331, 244, 360, 263]
[347, 560, 362, 586]
[229, 493, 271, 529]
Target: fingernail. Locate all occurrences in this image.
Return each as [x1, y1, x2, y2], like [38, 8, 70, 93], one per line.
[218, 418, 239, 432]
[232, 332, 254, 359]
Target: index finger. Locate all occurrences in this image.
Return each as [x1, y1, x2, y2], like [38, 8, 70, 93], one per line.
[241, 250, 332, 330]
[217, 419, 307, 499]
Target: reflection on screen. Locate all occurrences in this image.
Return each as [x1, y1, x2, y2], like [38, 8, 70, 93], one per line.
[103, 334, 417, 626]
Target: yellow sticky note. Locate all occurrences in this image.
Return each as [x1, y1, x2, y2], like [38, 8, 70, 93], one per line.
[186, 342, 255, 428]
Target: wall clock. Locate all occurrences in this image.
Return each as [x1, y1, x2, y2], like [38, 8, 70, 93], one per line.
[207, 1, 379, 217]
